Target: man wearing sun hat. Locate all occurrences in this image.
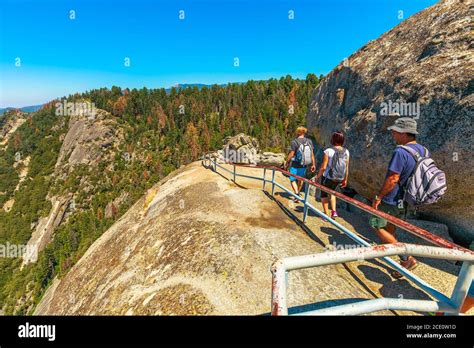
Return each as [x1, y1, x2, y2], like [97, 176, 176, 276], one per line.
[370, 117, 427, 279]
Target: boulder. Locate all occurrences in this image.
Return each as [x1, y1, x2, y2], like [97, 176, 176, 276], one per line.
[223, 133, 260, 151]
[221, 133, 259, 164]
[306, 0, 473, 242]
[256, 152, 285, 167]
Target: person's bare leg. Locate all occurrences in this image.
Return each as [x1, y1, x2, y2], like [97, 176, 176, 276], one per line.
[321, 197, 330, 216]
[375, 223, 398, 244]
[297, 180, 304, 195]
[376, 223, 416, 277]
[290, 180, 299, 195]
[330, 194, 337, 212]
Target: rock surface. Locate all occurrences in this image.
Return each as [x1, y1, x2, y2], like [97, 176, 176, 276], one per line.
[22, 195, 72, 265]
[35, 162, 373, 315]
[54, 109, 122, 177]
[307, 0, 473, 242]
[0, 111, 26, 147]
[399, 219, 452, 245]
[257, 152, 285, 167]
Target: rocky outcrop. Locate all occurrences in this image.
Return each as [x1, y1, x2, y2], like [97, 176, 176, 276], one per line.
[22, 195, 72, 265]
[54, 109, 123, 177]
[105, 192, 129, 219]
[307, 0, 473, 243]
[207, 133, 285, 167]
[257, 152, 286, 167]
[22, 108, 124, 265]
[35, 162, 372, 315]
[0, 111, 26, 147]
[2, 155, 31, 213]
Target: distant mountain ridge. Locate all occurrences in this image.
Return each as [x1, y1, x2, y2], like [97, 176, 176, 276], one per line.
[0, 84, 226, 114]
[0, 105, 43, 115]
[166, 83, 237, 92]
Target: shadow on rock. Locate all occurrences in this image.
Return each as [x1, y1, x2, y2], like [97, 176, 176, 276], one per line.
[358, 264, 431, 302]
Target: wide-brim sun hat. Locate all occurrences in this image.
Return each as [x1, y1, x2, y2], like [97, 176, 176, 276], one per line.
[387, 117, 419, 135]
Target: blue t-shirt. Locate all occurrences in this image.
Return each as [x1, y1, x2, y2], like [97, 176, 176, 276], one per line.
[383, 143, 426, 206]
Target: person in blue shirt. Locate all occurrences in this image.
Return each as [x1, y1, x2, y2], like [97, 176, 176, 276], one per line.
[370, 117, 426, 278]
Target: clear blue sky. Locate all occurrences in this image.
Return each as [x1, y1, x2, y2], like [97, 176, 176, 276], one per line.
[0, 0, 437, 107]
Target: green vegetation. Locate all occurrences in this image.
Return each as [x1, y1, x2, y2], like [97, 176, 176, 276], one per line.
[0, 74, 321, 314]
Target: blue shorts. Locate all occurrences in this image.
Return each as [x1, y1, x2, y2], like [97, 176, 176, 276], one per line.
[289, 166, 306, 182]
[469, 282, 474, 297]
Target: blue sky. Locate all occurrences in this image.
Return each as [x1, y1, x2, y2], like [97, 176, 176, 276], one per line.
[0, 0, 437, 107]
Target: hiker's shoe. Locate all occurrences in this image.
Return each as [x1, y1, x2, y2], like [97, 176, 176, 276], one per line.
[392, 256, 418, 279]
[401, 256, 418, 270]
[331, 211, 338, 219]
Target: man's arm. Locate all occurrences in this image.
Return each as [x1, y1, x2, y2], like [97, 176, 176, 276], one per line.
[372, 171, 400, 209]
[311, 152, 316, 173]
[285, 150, 295, 169]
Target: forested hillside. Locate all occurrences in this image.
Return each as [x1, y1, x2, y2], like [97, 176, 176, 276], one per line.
[0, 74, 320, 314]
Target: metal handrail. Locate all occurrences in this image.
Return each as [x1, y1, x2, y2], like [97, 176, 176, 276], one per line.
[203, 155, 469, 252]
[270, 243, 474, 315]
[202, 156, 473, 313]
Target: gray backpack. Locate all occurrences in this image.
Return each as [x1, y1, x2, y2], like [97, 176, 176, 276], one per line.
[327, 147, 348, 182]
[399, 145, 447, 207]
[295, 139, 313, 166]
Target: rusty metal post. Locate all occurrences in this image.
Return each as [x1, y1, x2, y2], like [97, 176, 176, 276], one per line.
[271, 169, 276, 196]
[449, 261, 474, 313]
[303, 182, 310, 223]
[271, 260, 288, 315]
[233, 164, 236, 182]
[263, 168, 267, 190]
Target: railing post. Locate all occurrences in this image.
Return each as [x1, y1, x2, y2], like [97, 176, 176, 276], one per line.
[271, 260, 288, 316]
[449, 261, 473, 314]
[233, 164, 236, 182]
[271, 169, 275, 196]
[303, 182, 310, 223]
[263, 168, 267, 190]
[213, 157, 217, 172]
